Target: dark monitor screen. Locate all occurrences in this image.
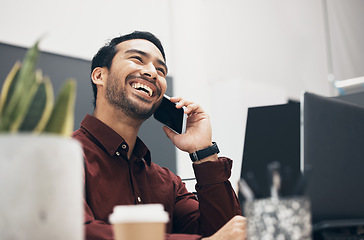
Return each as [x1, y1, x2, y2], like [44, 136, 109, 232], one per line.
[302, 92, 364, 230]
[241, 100, 301, 198]
[336, 91, 364, 107]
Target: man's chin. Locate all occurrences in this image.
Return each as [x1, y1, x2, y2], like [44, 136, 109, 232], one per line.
[106, 89, 161, 120]
[134, 93, 153, 103]
[122, 104, 157, 121]
[132, 94, 163, 117]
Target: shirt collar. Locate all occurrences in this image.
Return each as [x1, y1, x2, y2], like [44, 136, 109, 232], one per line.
[80, 114, 151, 165]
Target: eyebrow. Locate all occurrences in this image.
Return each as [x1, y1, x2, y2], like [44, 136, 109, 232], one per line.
[125, 49, 168, 74]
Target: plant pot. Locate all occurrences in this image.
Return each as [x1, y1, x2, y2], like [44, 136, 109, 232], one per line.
[0, 134, 83, 240]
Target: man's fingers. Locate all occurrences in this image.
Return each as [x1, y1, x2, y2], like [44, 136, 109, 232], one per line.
[170, 97, 199, 113]
[163, 126, 177, 141]
[204, 215, 247, 240]
[227, 215, 247, 229]
[223, 215, 247, 240]
[185, 103, 201, 115]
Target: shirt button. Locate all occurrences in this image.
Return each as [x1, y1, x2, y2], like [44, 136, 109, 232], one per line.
[116, 151, 120, 156]
[121, 144, 127, 149]
[137, 197, 142, 203]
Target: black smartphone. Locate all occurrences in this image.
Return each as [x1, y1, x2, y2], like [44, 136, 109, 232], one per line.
[153, 95, 187, 134]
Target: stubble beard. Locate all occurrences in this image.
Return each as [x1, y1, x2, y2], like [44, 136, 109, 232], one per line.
[105, 74, 159, 120]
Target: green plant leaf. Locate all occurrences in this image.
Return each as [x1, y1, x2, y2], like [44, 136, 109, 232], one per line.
[44, 79, 77, 136]
[18, 75, 54, 132]
[0, 62, 21, 131]
[0, 39, 77, 135]
[9, 70, 41, 132]
[1, 41, 40, 130]
[0, 62, 21, 116]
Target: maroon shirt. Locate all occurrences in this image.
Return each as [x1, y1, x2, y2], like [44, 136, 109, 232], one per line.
[72, 114, 242, 240]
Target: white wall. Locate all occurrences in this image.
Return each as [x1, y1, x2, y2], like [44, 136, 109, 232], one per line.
[1, 0, 363, 191]
[0, 0, 174, 61]
[170, 0, 330, 188]
[325, 0, 364, 81]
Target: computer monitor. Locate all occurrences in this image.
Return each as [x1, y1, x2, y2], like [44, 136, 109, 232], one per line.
[335, 91, 364, 107]
[241, 100, 301, 198]
[302, 92, 364, 231]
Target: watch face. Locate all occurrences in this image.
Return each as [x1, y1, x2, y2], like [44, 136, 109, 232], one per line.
[190, 152, 199, 162]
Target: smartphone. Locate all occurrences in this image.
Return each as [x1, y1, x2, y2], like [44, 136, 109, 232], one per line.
[153, 95, 187, 134]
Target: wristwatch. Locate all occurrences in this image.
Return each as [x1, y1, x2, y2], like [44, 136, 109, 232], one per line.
[189, 142, 220, 162]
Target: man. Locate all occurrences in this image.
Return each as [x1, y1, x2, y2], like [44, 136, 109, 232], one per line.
[72, 31, 247, 240]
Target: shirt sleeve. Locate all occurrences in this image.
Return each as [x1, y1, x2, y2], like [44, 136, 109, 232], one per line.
[84, 200, 114, 240]
[192, 157, 242, 237]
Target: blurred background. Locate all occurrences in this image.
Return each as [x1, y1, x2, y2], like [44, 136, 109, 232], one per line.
[1, 0, 363, 190]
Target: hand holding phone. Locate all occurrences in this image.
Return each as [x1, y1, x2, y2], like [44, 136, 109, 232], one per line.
[155, 96, 215, 156]
[153, 95, 187, 134]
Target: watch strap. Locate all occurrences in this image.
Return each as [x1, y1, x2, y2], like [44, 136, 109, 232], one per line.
[189, 142, 220, 162]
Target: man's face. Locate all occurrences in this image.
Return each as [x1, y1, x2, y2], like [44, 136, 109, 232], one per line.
[105, 39, 168, 120]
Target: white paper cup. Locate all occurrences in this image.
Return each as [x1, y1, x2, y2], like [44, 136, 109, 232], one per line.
[109, 204, 169, 240]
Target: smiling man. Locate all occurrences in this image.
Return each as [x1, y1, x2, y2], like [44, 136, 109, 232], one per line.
[72, 31, 246, 240]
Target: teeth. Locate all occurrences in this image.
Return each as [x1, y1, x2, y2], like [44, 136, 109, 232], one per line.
[131, 83, 153, 97]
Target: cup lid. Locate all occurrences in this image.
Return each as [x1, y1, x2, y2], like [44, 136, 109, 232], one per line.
[109, 204, 169, 224]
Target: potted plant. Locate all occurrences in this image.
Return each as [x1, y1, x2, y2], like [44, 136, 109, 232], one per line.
[0, 41, 83, 239]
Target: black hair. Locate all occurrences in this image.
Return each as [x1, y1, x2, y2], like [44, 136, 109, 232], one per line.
[90, 31, 166, 107]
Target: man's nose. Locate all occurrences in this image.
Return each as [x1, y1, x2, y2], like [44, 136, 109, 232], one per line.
[141, 63, 157, 80]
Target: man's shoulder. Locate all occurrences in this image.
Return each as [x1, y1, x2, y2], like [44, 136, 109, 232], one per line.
[72, 128, 88, 143]
[71, 127, 97, 151]
[71, 128, 83, 139]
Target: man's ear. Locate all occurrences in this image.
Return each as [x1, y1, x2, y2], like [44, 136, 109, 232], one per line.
[91, 67, 107, 86]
